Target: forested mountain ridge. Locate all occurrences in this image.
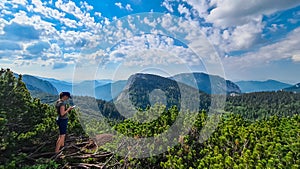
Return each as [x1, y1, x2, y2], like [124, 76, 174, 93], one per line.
[14, 73, 58, 96]
[113, 73, 210, 115]
[171, 72, 241, 94]
[1, 68, 300, 168]
[225, 91, 300, 120]
[36, 76, 73, 93]
[284, 83, 300, 93]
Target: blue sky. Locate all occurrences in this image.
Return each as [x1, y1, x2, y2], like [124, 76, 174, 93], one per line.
[0, 0, 300, 84]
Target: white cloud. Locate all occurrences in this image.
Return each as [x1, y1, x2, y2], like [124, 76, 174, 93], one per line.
[100, 19, 209, 66]
[31, 0, 65, 20]
[80, 1, 93, 11]
[0, 18, 8, 34]
[178, 4, 191, 18]
[11, 11, 58, 39]
[55, 0, 84, 20]
[223, 27, 300, 70]
[11, 0, 28, 6]
[95, 12, 102, 17]
[115, 2, 123, 9]
[126, 4, 133, 11]
[115, 2, 133, 11]
[292, 54, 300, 62]
[0, 0, 107, 67]
[162, 1, 174, 13]
[206, 0, 300, 27]
[179, 0, 209, 17]
[163, 0, 300, 54]
[229, 21, 264, 50]
[0, 1, 7, 10]
[143, 17, 157, 27]
[268, 24, 285, 32]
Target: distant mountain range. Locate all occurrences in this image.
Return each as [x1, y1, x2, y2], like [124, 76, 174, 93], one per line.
[36, 76, 73, 93]
[14, 72, 300, 100]
[236, 80, 293, 93]
[37, 76, 112, 95]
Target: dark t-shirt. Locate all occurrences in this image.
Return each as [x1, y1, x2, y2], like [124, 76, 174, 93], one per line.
[56, 99, 68, 119]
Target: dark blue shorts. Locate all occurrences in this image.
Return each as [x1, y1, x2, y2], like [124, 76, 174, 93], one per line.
[56, 118, 68, 135]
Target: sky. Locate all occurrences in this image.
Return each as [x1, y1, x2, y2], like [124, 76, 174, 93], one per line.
[0, 0, 300, 84]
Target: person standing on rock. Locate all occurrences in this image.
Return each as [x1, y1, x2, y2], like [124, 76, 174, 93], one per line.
[55, 92, 74, 153]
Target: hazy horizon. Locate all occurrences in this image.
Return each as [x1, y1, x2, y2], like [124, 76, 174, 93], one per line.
[8, 69, 298, 85]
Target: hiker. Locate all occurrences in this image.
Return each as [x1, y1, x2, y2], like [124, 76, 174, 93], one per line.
[55, 92, 74, 153]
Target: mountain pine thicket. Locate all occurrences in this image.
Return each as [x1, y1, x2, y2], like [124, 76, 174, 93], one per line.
[0, 69, 84, 168]
[0, 68, 299, 168]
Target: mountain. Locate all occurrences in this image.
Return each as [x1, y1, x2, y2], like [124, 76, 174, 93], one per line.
[283, 83, 300, 93]
[171, 72, 241, 94]
[72, 80, 112, 97]
[113, 73, 210, 118]
[95, 80, 127, 101]
[38, 76, 112, 97]
[236, 80, 292, 93]
[14, 74, 58, 95]
[36, 76, 72, 93]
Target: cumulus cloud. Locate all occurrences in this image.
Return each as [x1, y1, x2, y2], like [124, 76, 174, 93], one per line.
[163, 0, 300, 54]
[2, 22, 40, 41]
[105, 32, 204, 67]
[126, 4, 133, 11]
[1, 0, 299, 76]
[223, 27, 300, 69]
[31, 0, 65, 20]
[0, 0, 108, 68]
[178, 4, 191, 18]
[10, 0, 28, 6]
[162, 1, 174, 13]
[292, 54, 300, 62]
[115, 2, 134, 11]
[229, 21, 264, 50]
[80, 1, 93, 11]
[206, 0, 300, 27]
[115, 2, 123, 9]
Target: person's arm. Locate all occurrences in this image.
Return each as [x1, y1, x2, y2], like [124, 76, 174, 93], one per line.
[59, 105, 73, 117]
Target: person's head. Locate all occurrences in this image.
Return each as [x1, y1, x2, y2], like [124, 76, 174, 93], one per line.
[59, 92, 72, 101]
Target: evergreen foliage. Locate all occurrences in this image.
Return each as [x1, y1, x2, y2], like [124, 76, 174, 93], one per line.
[0, 68, 299, 168]
[0, 68, 84, 168]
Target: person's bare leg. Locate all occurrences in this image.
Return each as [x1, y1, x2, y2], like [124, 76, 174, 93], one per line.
[55, 135, 61, 153]
[60, 135, 66, 148]
[55, 134, 65, 153]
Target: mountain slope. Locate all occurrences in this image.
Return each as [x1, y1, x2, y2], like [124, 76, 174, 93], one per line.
[236, 80, 292, 93]
[171, 72, 241, 94]
[283, 83, 300, 93]
[113, 73, 210, 118]
[38, 77, 112, 97]
[95, 80, 127, 101]
[36, 76, 72, 93]
[72, 80, 112, 97]
[14, 74, 58, 95]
